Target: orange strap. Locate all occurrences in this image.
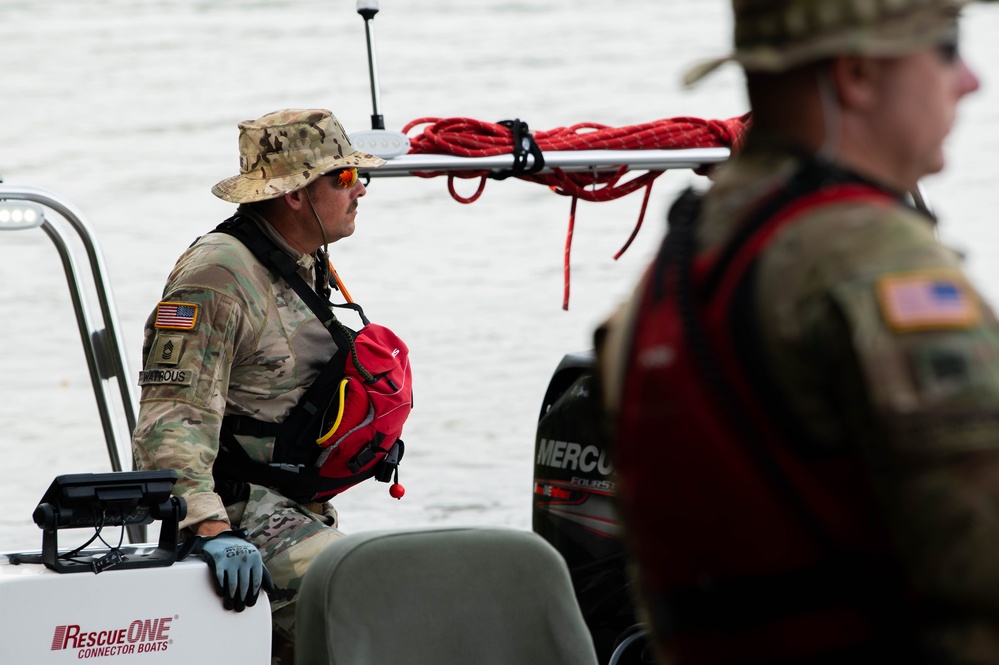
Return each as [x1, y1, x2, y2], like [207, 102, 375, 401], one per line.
[329, 261, 354, 303]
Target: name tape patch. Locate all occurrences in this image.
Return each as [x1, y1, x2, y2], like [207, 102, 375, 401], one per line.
[155, 302, 198, 330]
[139, 369, 195, 386]
[876, 272, 980, 332]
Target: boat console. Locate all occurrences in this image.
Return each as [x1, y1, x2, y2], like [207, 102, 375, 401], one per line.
[30, 471, 184, 575]
[0, 474, 272, 663]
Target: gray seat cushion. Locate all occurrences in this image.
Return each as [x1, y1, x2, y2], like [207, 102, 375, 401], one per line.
[294, 526, 599, 665]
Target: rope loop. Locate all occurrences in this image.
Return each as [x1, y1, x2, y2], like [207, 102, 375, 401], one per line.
[447, 174, 489, 204]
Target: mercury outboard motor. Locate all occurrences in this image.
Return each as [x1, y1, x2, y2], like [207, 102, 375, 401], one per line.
[533, 351, 650, 664]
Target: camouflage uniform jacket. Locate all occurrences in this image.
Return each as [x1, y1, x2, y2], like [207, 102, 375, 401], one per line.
[701, 133, 999, 655]
[131, 207, 338, 530]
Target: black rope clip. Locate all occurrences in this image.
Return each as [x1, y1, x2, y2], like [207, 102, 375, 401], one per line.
[491, 118, 545, 180]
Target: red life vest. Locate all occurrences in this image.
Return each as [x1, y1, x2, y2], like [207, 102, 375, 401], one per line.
[613, 164, 926, 664]
[311, 321, 412, 497]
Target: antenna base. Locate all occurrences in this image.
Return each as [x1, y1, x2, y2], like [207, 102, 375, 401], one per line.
[350, 130, 410, 160]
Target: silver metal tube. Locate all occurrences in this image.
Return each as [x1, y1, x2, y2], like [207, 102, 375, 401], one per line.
[0, 186, 138, 433]
[365, 147, 732, 177]
[40, 221, 127, 474]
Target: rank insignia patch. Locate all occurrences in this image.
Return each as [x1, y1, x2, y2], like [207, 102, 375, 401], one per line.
[155, 302, 198, 330]
[152, 334, 184, 366]
[877, 273, 980, 332]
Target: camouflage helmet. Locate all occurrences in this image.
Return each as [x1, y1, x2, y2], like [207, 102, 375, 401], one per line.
[684, 0, 971, 86]
[212, 109, 386, 204]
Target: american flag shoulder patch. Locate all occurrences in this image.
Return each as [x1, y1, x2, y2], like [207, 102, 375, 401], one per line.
[876, 272, 980, 332]
[155, 302, 199, 330]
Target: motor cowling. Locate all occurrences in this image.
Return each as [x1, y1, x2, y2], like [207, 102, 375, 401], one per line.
[532, 351, 647, 664]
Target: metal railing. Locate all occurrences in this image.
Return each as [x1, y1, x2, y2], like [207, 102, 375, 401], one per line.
[0, 184, 143, 542]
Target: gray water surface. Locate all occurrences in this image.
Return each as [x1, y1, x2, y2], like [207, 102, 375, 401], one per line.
[1, 0, 997, 550]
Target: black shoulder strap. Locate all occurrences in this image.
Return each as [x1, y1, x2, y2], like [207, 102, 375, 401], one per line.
[212, 216, 355, 462]
[213, 216, 362, 335]
[214, 216, 373, 372]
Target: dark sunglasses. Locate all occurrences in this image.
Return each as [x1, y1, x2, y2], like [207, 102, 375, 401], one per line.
[936, 32, 960, 65]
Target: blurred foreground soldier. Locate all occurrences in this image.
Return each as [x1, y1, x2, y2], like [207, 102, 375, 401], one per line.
[596, 1, 999, 663]
[132, 109, 387, 664]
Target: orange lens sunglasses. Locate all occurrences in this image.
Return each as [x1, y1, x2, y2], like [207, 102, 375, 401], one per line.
[329, 167, 359, 189]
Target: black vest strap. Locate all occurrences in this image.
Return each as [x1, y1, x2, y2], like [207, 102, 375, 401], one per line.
[223, 417, 280, 438]
[213, 428, 385, 504]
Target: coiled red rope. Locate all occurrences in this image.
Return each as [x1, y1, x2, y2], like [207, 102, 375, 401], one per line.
[402, 114, 750, 308]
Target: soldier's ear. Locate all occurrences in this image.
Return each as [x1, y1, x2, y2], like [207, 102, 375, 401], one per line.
[283, 189, 307, 212]
[830, 55, 881, 111]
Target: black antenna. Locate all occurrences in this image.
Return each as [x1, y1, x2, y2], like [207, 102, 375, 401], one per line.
[357, 0, 385, 130]
[349, 1, 410, 159]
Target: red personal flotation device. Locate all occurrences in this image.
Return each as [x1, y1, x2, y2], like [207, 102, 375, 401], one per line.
[313, 322, 412, 499]
[612, 162, 926, 664]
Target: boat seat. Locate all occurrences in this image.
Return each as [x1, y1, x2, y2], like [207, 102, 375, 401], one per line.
[294, 525, 599, 665]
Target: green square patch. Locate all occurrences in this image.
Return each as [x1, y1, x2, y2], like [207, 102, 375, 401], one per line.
[151, 334, 185, 366]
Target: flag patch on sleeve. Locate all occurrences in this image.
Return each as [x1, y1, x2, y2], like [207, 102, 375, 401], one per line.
[155, 302, 199, 330]
[876, 273, 980, 332]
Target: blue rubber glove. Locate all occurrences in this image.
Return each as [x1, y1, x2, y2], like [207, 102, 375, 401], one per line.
[194, 530, 272, 612]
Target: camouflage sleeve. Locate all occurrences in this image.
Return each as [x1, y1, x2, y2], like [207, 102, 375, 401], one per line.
[131, 285, 248, 529]
[759, 200, 999, 610]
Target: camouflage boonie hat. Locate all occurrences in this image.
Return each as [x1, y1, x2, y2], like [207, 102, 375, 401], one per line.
[684, 0, 971, 86]
[212, 109, 386, 204]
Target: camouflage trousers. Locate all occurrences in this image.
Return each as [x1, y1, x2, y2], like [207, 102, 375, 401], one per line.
[224, 483, 344, 664]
